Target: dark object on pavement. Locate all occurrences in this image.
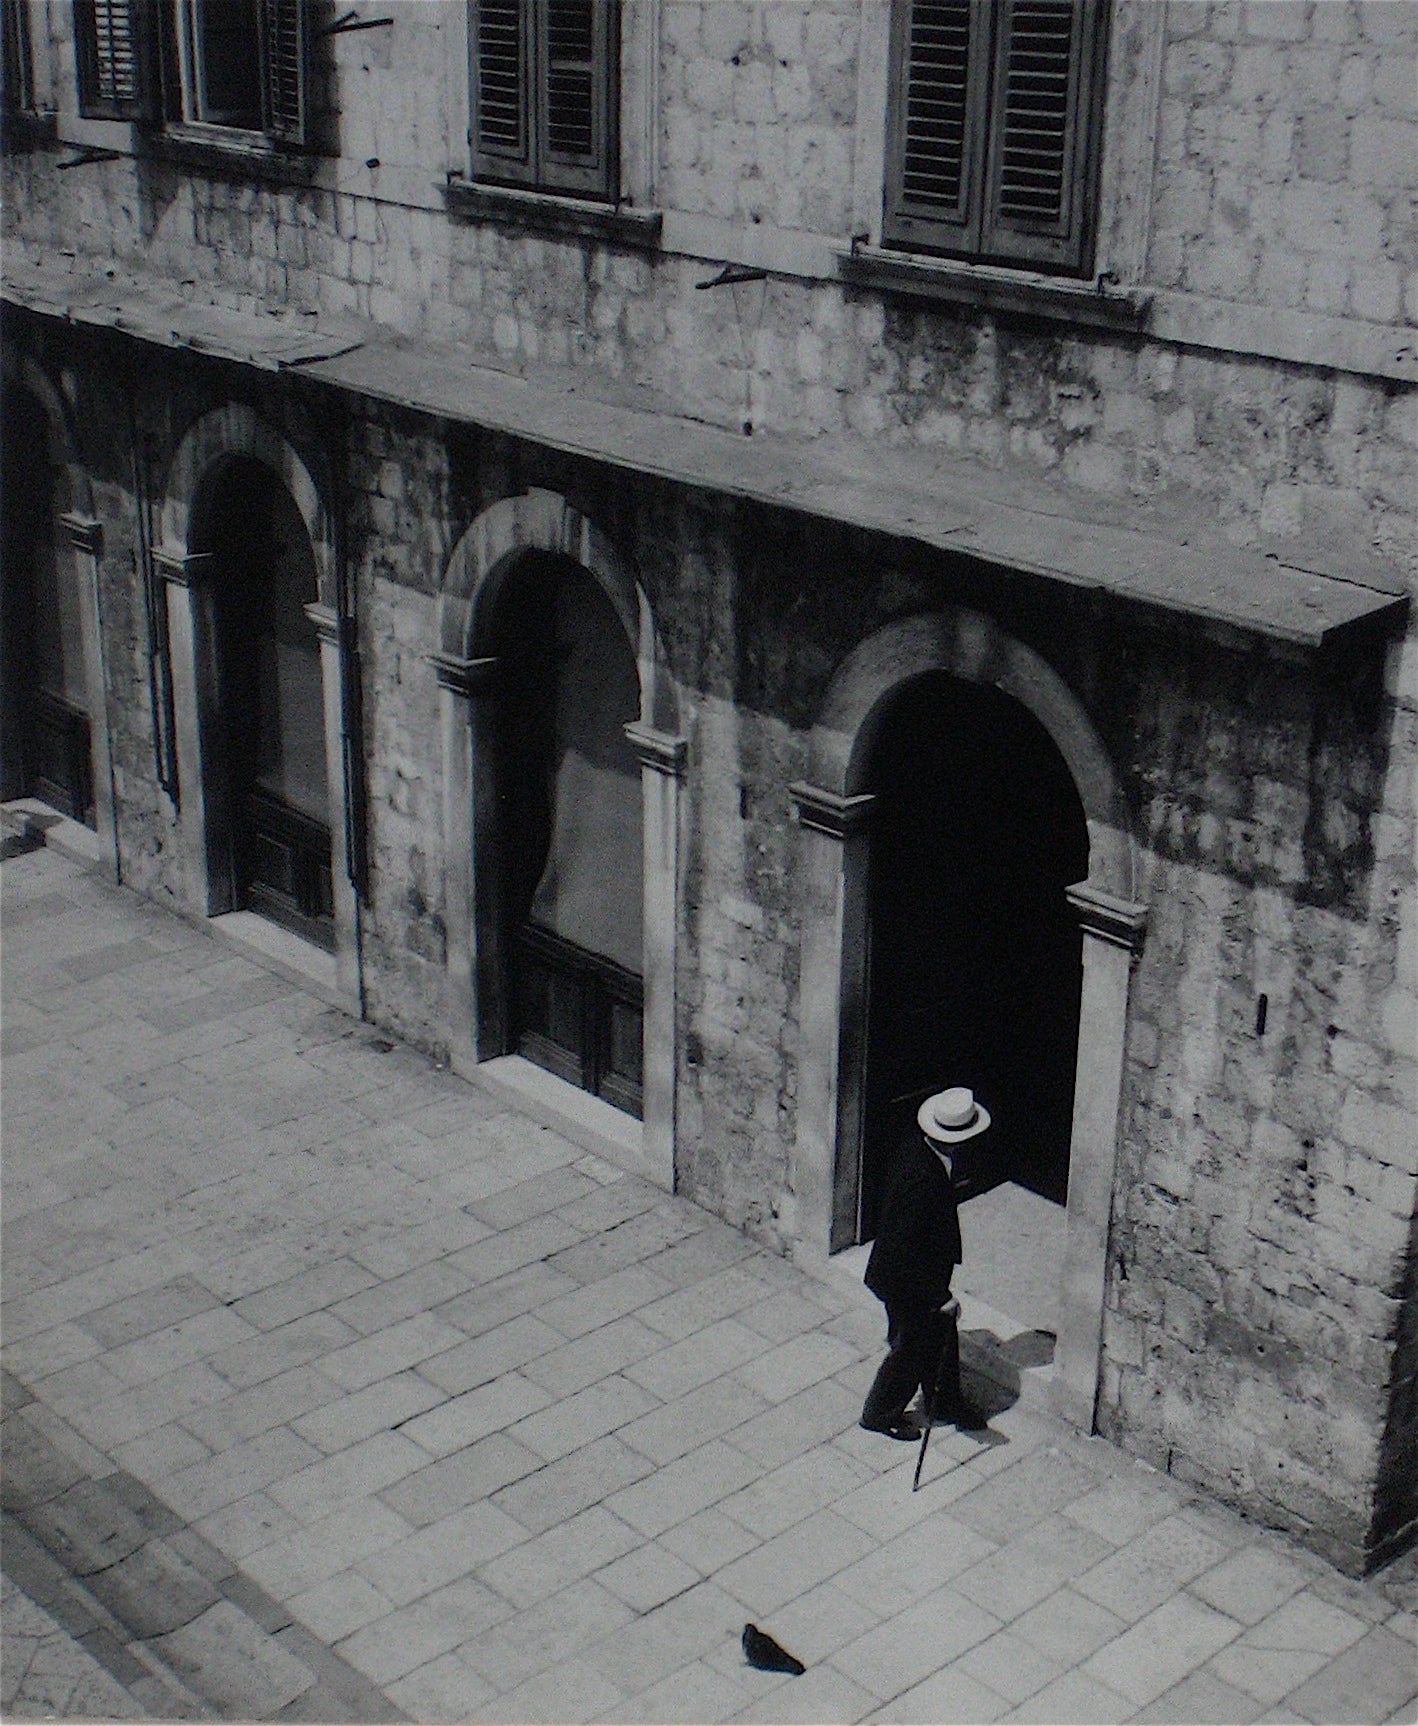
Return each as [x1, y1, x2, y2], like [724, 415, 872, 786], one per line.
[742, 1624, 806, 1675]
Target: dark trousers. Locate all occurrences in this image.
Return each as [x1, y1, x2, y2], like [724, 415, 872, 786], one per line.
[861, 1297, 961, 1428]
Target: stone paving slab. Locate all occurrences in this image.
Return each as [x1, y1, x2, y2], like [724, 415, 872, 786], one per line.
[3, 846, 1417, 1724]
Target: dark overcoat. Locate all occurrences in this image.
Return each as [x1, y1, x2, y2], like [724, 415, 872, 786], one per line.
[863, 1131, 962, 1313]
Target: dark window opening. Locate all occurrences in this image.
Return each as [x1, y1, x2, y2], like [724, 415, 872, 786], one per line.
[884, 0, 1108, 274]
[471, 0, 618, 201]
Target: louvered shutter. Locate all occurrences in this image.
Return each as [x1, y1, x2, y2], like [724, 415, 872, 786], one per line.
[4, 0, 35, 112]
[536, 0, 613, 199]
[75, 0, 147, 119]
[980, 0, 1103, 269]
[259, 0, 306, 144]
[472, 0, 534, 185]
[883, 0, 989, 254]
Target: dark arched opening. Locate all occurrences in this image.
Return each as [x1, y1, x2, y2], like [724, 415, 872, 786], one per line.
[860, 670, 1089, 1263]
[1, 392, 93, 824]
[493, 551, 644, 1116]
[193, 457, 332, 947]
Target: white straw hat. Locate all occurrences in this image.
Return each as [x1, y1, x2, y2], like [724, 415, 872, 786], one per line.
[918, 1086, 991, 1144]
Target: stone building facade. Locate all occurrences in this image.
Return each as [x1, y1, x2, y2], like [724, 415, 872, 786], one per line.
[2, 0, 1414, 1575]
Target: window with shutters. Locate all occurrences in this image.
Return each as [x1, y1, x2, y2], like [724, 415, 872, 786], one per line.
[471, 0, 617, 201]
[75, 0, 144, 118]
[74, 0, 309, 144]
[885, 0, 1107, 274]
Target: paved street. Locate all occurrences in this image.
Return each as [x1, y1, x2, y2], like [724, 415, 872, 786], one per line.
[2, 843, 1415, 1725]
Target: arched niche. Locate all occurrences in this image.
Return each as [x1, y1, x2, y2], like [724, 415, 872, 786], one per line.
[790, 607, 1147, 1434]
[155, 404, 359, 1007]
[0, 347, 117, 874]
[434, 489, 684, 1193]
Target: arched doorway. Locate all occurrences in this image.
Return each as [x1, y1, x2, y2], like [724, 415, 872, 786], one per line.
[859, 671, 1089, 1242]
[192, 457, 333, 948]
[1, 390, 94, 824]
[492, 550, 644, 1116]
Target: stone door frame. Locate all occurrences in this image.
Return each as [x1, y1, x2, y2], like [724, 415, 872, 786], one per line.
[435, 489, 685, 1193]
[2, 349, 119, 877]
[156, 404, 361, 1010]
[789, 608, 1147, 1433]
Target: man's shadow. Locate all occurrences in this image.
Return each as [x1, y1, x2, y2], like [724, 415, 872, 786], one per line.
[959, 1326, 1057, 1425]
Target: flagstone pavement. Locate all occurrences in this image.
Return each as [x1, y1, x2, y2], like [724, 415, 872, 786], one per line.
[2, 843, 1415, 1725]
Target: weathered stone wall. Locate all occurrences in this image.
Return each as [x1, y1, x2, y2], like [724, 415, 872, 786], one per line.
[3, 0, 1415, 1571]
[1101, 625, 1417, 1570]
[1155, 0, 1416, 323]
[660, 0, 860, 234]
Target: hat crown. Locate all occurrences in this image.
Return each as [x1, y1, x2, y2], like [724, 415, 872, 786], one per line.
[932, 1087, 977, 1131]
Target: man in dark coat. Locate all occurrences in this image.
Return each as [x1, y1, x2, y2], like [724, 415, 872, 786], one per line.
[859, 1086, 990, 1439]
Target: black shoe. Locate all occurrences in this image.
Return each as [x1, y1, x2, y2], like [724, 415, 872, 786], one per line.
[859, 1414, 923, 1441]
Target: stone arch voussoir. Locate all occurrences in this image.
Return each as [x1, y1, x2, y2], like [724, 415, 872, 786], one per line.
[439, 488, 677, 732]
[1, 348, 90, 520]
[811, 608, 1135, 900]
[161, 403, 336, 609]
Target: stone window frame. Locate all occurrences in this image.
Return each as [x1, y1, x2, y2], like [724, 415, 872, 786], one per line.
[71, 0, 316, 158]
[444, 0, 662, 249]
[154, 403, 363, 1011]
[789, 607, 1147, 1436]
[0, 346, 120, 877]
[844, 0, 1164, 316]
[434, 488, 684, 1194]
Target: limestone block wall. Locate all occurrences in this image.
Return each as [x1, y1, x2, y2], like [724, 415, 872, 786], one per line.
[1155, 0, 1416, 323]
[1101, 626, 1417, 1570]
[660, 0, 860, 234]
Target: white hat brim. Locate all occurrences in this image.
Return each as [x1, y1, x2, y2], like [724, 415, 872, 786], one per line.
[918, 1096, 991, 1143]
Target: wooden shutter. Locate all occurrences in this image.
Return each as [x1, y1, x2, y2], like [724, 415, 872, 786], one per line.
[980, 0, 1103, 270]
[259, 0, 306, 144]
[75, 0, 147, 118]
[536, 0, 614, 199]
[4, 0, 35, 112]
[883, 0, 989, 254]
[472, 0, 533, 184]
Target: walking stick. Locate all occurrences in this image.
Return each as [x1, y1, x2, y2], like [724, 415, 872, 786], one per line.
[911, 1296, 960, 1492]
[911, 1362, 940, 1492]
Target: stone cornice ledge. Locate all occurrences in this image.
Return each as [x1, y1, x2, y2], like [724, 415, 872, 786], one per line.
[624, 723, 687, 776]
[153, 547, 215, 587]
[789, 782, 876, 839]
[442, 176, 663, 252]
[834, 245, 1151, 332]
[59, 513, 103, 556]
[1067, 881, 1149, 953]
[428, 651, 498, 697]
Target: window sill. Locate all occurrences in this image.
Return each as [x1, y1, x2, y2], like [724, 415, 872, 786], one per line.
[141, 127, 318, 186]
[834, 245, 1151, 332]
[442, 175, 662, 251]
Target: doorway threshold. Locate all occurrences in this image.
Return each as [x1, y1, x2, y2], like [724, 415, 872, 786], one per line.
[208, 910, 340, 1007]
[470, 1054, 651, 1183]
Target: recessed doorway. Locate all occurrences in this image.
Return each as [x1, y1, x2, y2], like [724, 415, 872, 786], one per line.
[493, 551, 644, 1117]
[1, 390, 94, 825]
[859, 670, 1089, 1330]
[194, 457, 333, 950]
